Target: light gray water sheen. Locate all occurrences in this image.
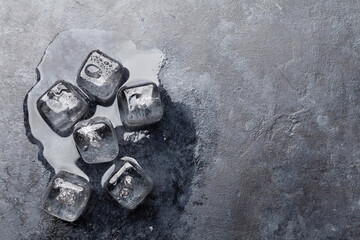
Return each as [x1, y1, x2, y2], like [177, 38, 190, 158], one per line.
[26, 29, 164, 181]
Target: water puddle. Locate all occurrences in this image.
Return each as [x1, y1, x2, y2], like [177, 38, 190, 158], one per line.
[25, 29, 164, 180]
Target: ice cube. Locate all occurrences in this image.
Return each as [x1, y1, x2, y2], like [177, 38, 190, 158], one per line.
[77, 50, 125, 106]
[73, 116, 119, 164]
[41, 171, 91, 222]
[37, 80, 90, 137]
[103, 157, 153, 209]
[118, 82, 163, 128]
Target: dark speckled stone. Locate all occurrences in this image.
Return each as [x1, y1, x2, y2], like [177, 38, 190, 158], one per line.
[2, 1, 360, 239]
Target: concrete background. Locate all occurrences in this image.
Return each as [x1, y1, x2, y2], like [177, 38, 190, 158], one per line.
[1, 0, 360, 239]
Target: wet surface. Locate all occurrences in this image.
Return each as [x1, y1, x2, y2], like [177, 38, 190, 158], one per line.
[25, 29, 164, 180]
[27, 85, 198, 239]
[2, 1, 360, 239]
[23, 29, 197, 239]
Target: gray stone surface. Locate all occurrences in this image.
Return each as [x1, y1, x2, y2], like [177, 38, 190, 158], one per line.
[1, 0, 360, 239]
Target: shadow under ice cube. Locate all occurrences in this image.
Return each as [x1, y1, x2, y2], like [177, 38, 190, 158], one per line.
[103, 157, 153, 209]
[73, 116, 119, 164]
[118, 82, 163, 128]
[37, 80, 90, 137]
[77, 50, 125, 106]
[41, 171, 91, 222]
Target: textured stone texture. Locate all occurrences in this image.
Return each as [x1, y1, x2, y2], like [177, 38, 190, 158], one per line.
[1, 0, 360, 239]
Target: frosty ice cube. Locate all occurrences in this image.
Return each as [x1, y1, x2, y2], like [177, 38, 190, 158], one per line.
[73, 116, 119, 164]
[77, 50, 125, 106]
[103, 157, 153, 209]
[118, 82, 163, 128]
[37, 80, 90, 137]
[41, 171, 91, 222]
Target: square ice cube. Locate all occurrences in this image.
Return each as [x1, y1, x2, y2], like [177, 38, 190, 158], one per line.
[37, 80, 90, 137]
[118, 82, 163, 128]
[73, 116, 119, 164]
[41, 171, 91, 222]
[103, 158, 153, 209]
[77, 50, 125, 106]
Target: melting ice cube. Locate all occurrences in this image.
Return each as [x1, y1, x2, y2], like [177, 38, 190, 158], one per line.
[73, 116, 119, 164]
[103, 157, 153, 209]
[77, 50, 125, 106]
[118, 82, 163, 128]
[37, 80, 90, 137]
[41, 171, 91, 222]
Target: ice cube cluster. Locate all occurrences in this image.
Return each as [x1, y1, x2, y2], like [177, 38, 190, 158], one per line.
[37, 50, 163, 222]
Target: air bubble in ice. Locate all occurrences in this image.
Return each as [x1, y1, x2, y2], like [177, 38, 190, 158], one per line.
[85, 64, 102, 79]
